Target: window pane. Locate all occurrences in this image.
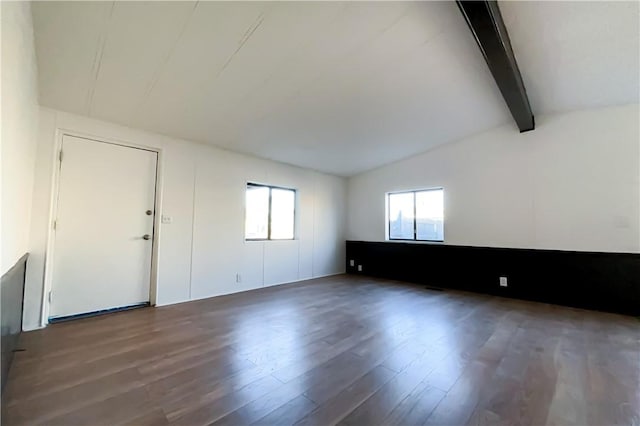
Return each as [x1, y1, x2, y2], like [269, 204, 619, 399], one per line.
[389, 192, 414, 239]
[416, 189, 444, 241]
[245, 185, 269, 239]
[270, 188, 295, 239]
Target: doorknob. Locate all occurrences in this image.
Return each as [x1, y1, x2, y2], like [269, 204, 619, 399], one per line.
[143, 234, 151, 240]
[146, 210, 153, 215]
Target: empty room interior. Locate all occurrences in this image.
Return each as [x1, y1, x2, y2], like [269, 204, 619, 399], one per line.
[1, 0, 639, 425]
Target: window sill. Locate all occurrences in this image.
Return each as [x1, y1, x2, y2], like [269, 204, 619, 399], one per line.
[245, 239, 297, 242]
[386, 239, 444, 245]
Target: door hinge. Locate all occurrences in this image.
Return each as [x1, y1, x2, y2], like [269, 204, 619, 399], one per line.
[53, 220, 57, 230]
[48, 291, 52, 303]
[59, 150, 63, 162]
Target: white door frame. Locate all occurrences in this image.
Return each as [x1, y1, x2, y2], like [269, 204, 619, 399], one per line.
[40, 128, 164, 327]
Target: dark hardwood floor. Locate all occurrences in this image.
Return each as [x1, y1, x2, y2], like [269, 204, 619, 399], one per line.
[3, 275, 639, 425]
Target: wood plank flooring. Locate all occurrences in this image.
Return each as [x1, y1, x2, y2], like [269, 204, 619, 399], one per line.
[3, 275, 639, 425]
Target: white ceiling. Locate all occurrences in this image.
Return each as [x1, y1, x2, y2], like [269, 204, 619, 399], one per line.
[32, 1, 639, 176]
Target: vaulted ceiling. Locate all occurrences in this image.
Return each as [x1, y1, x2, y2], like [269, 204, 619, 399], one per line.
[32, 1, 639, 176]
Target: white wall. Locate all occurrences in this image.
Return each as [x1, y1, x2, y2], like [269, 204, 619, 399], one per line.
[1, 1, 39, 274]
[348, 104, 640, 254]
[24, 108, 346, 330]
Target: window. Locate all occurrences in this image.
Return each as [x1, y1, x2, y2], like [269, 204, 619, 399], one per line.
[245, 183, 296, 240]
[388, 188, 444, 241]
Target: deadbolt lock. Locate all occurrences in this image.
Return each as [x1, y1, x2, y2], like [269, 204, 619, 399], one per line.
[143, 234, 151, 240]
[146, 210, 153, 215]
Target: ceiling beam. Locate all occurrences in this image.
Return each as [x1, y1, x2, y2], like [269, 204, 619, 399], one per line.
[456, 1, 535, 132]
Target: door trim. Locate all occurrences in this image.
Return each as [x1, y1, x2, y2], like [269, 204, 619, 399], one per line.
[40, 129, 164, 327]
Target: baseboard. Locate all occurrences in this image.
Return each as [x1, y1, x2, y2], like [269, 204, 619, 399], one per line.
[157, 272, 345, 307]
[270, 272, 345, 287]
[346, 240, 640, 316]
[314, 271, 346, 279]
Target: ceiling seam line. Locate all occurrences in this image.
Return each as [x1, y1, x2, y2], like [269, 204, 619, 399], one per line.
[133, 1, 200, 124]
[249, 4, 412, 126]
[216, 12, 265, 80]
[85, 1, 115, 116]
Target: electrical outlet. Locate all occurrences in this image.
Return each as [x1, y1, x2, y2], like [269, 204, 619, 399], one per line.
[358, 265, 363, 272]
[236, 273, 241, 283]
[499, 276, 508, 287]
[350, 259, 355, 267]
[161, 215, 173, 224]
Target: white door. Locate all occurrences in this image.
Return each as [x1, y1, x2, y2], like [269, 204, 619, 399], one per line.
[50, 135, 157, 319]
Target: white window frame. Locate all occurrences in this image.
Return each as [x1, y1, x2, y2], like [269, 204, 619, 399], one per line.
[386, 187, 444, 242]
[245, 182, 297, 241]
